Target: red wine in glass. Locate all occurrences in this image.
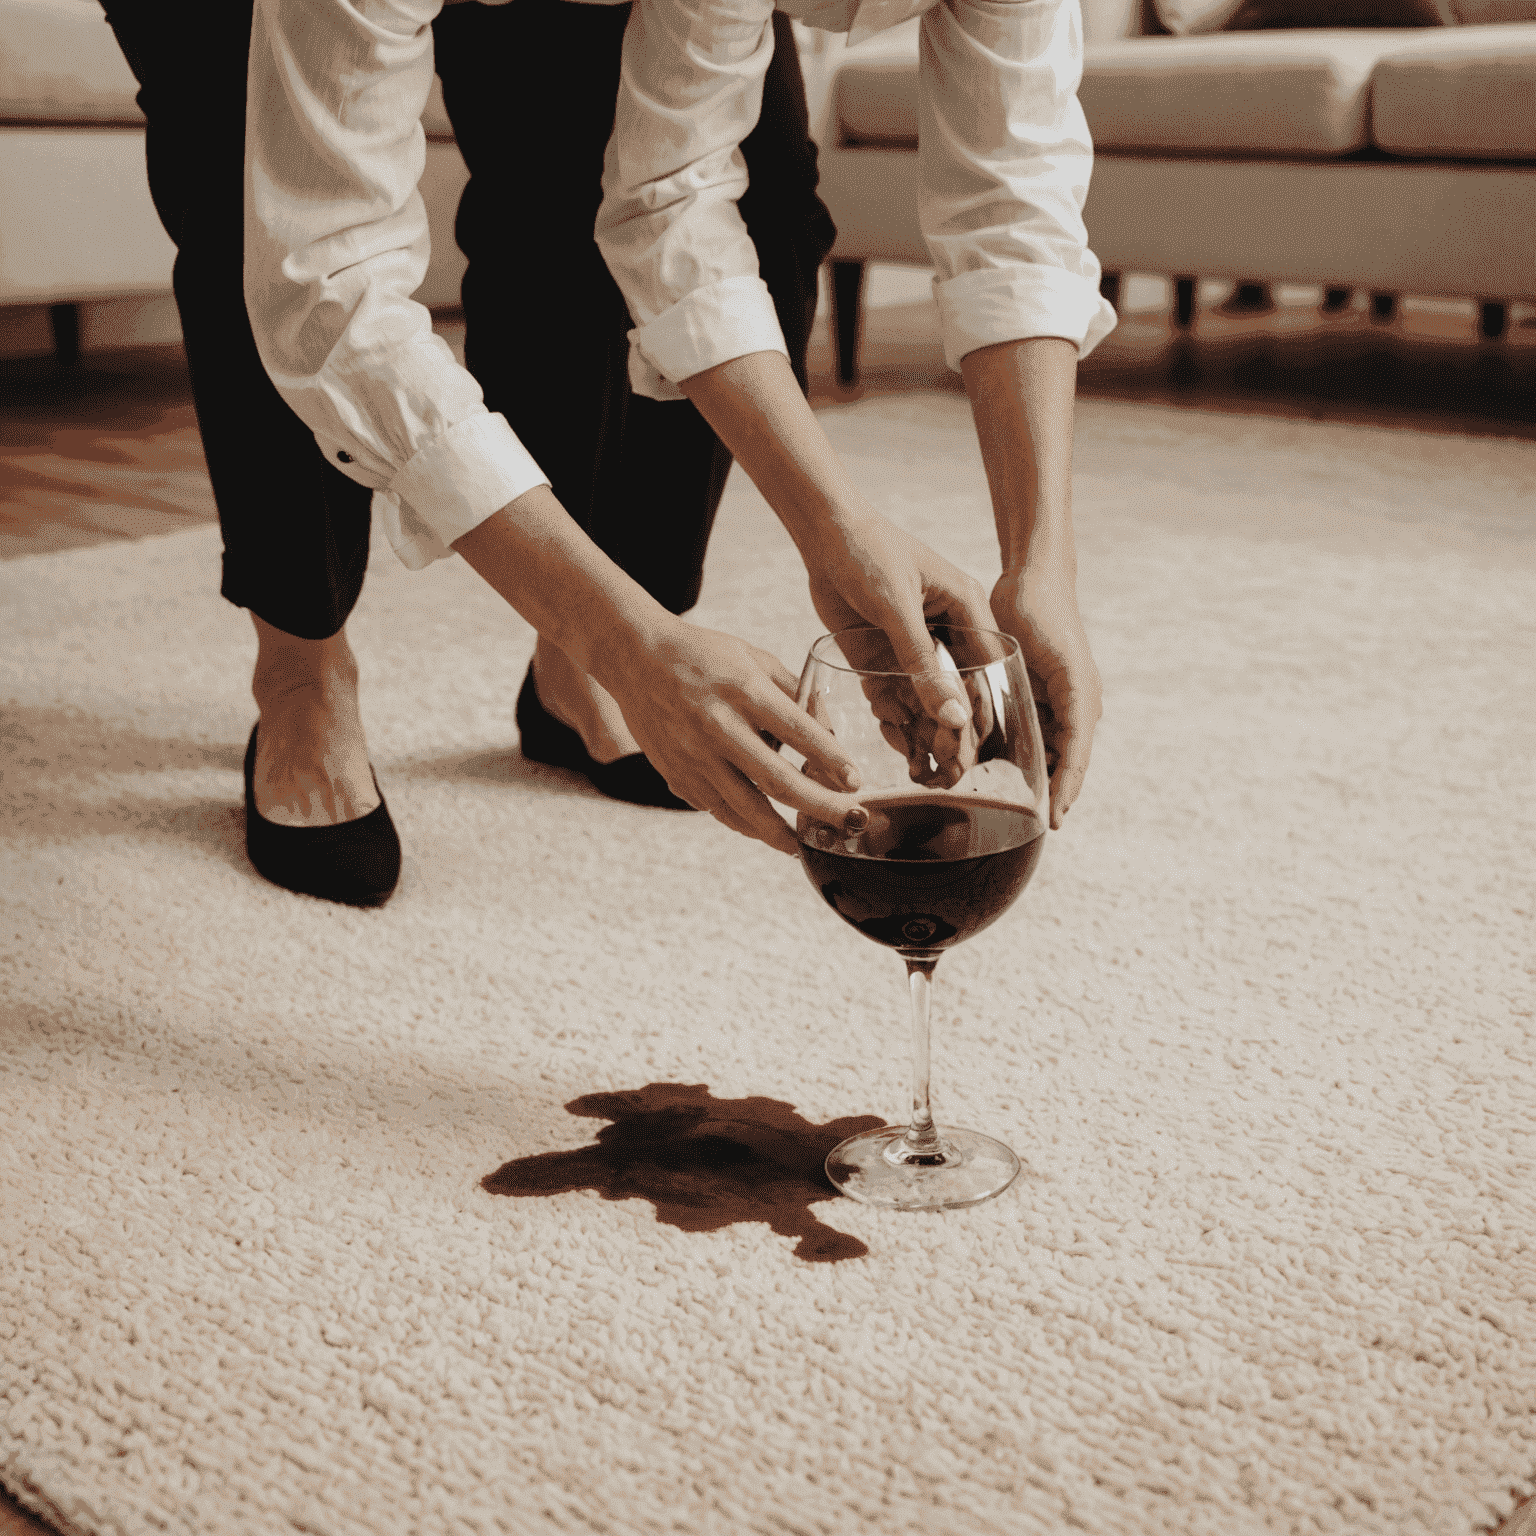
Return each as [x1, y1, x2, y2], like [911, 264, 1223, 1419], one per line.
[789, 625, 1051, 1211]
[798, 794, 1044, 954]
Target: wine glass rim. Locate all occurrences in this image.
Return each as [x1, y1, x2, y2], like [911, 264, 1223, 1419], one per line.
[809, 625, 1022, 678]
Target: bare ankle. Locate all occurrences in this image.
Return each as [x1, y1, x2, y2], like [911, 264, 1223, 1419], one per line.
[251, 613, 359, 708]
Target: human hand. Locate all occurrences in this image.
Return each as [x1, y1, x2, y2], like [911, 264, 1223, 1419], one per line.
[596, 618, 869, 856]
[828, 638, 990, 791]
[990, 562, 1102, 828]
[798, 508, 995, 735]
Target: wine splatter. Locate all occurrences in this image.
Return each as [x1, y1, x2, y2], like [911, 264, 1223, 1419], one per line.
[482, 1084, 885, 1262]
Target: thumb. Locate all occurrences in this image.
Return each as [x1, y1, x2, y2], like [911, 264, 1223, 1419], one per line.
[883, 615, 969, 730]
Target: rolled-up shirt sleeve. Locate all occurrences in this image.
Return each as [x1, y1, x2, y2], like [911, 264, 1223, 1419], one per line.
[594, 0, 790, 402]
[919, 0, 1117, 369]
[243, 0, 549, 570]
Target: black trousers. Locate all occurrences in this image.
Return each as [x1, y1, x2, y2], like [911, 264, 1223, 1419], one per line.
[434, 1, 833, 616]
[100, 0, 834, 639]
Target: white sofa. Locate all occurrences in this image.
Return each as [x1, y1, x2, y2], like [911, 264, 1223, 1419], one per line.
[0, 0, 470, 361]
[813, 0, 1536, 380]
[7, 0, 1534, 378]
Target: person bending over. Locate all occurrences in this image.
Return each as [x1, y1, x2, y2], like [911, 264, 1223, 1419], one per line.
[236, 0, 1108, 902]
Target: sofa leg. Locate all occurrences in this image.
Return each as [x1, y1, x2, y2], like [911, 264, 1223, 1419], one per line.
[1099, 270, 1121, 312]
[1368, 291, 1397, 326]
[49, 303, 81, 367]
[1172, 276, 1196, 331]
[829, 260, 865, 388]
[1478, 300, 1508, 342]
[1214, 281, 1275, 316]
[1321, 286, 1352, 314]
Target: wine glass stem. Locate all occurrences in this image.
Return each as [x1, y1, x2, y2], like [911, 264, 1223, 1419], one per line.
[903, 956, 941, 1155]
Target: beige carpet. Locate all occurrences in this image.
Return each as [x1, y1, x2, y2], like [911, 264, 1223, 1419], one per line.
[3, 391, 1535, 1536]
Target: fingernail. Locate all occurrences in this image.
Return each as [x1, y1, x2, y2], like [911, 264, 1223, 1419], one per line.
[938, 699, 968, 730]
[841, 763, 861, 790]
[842, 806, 870, 835]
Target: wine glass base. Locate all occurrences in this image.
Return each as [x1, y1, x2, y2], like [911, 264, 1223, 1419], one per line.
[825, 1125, 1021, 1211]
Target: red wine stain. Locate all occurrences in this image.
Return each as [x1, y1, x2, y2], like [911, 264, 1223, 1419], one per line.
[482, 1083, 886, 1263]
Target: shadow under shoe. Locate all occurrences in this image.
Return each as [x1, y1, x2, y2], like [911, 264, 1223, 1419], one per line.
[514, 664, 697, 812]
[243, 725, 401, 907]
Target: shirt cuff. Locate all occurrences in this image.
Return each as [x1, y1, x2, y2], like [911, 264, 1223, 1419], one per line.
[627, 273, 790, 403]
[379, 411, 551, 571]
[935, 265, 1119, 372]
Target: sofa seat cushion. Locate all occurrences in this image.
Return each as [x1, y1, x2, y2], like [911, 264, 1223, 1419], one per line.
[0, 0, 143, 125]
[423, 75, 454, 141]
[1079, 29, 1433, 155]
[834, 60, 919, 145]
[1372, 23, 1536, 158]
[0, 0, 462, 139]
[832, 30, 1444, 158]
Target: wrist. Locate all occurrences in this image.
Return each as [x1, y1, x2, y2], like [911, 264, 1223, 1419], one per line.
[1000, 539, 1078, 587]
[577, 602, 684, 699]
[775, 487, 875, 555]
[781, 493, 884, 569]
[552, 592, 672, 691]
[453, 487, 680, 683]
[1003, 502, 1076, 571]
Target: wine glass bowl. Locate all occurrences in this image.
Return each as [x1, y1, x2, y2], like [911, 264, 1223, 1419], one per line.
[788, 626, 1050, 1211]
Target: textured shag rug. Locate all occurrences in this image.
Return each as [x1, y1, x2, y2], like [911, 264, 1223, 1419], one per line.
[3, 391, 1535, 1536]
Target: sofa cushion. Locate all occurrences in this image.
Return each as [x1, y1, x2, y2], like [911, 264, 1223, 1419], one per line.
[423, 74, 453, 140]
[1373, 23, 1536, 158]
[1156, 0, 1452, 32]
[0, 0, 462, 139]
[1451, 0, 1536, 16]
[831, 32, 1431, 156]
[1080, 30, 1428, 153]
[0, 0, 145, 124]
[834, 61, 919, 145]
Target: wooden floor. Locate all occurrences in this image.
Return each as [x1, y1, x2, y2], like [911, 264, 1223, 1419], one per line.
[2, 283, 1533, 1536]
[0, 344, 217, 560]
[3, 283, 1534, 564]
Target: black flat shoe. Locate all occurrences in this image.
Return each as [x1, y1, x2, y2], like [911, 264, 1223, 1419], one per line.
[515, 664, 697, 811]
[244, 725, 402, 907]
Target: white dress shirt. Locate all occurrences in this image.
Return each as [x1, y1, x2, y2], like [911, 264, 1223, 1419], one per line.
[243, 0, 1116, 573]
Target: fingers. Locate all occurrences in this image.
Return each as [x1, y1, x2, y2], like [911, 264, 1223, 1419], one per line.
[889, 628, 971, 734]
[747, 643, 802, 703]
[848, 592, 971, 733]
[731, 714, 864, 832]
[669, 751, 802, 855]
[940, 577, 1000, 639]
[757, 684, 861, 795]
[989, 566, 1103, 829]
[710, 769, 802, 855]
[693, 793, 796, 856]
[661, 689, 869, 852]
[1043, 672, 1101, 830]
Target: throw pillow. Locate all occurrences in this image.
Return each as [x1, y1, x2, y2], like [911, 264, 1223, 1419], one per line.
[1450, 0, 1536, 17]
[1155, 0, 1454, 30]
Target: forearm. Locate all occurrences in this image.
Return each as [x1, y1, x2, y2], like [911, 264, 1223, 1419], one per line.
[960, 337, 1079, 573]
[679, 350, 871, 551]
[244, 0, 547, 572]
[919, 0, 1116, 373]
[593, 0, 785, 403]
[451, 487, 675, 686]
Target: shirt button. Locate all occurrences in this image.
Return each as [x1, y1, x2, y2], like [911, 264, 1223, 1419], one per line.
[337, 450, 353, 464]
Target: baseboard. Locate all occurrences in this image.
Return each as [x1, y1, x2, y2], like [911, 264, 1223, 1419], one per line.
[0, 295, 181, 362]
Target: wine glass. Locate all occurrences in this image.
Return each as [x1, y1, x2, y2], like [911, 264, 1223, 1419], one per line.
[784, 625, 1050, 1211]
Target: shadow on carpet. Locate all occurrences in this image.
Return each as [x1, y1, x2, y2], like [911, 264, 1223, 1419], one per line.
[484, 1084, 885, 1263]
